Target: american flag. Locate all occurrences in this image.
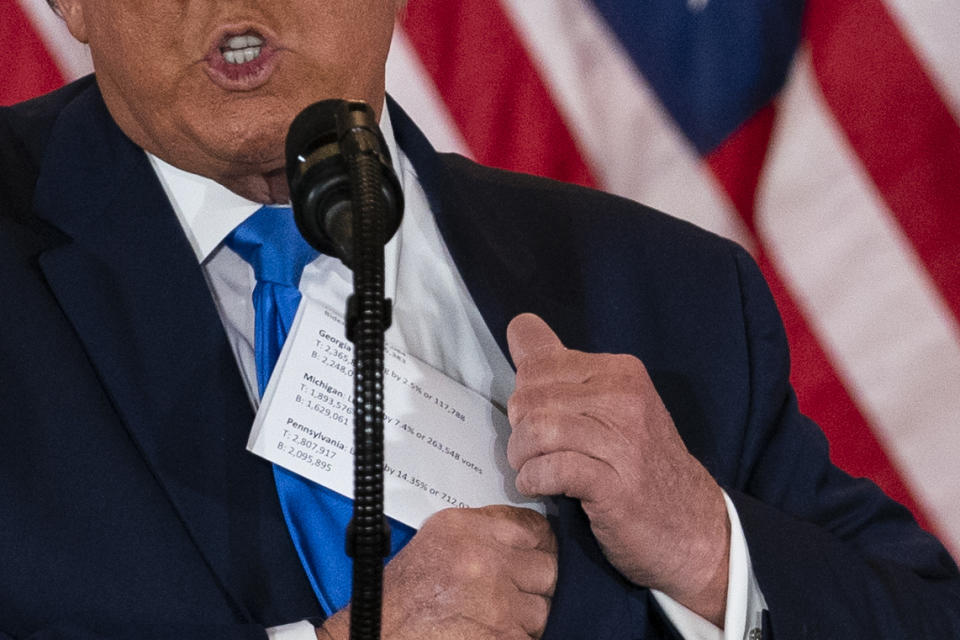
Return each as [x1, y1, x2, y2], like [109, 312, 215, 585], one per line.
[5, 0, 959, 559]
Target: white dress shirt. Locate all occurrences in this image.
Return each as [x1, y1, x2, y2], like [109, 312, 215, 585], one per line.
[148, 106, 764, 640]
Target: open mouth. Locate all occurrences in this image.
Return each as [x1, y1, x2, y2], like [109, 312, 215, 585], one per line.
[204, 27, 278, 90]
[220, 33, 264, 65]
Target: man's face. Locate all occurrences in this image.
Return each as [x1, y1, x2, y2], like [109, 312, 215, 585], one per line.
[58, 0, 399, 198]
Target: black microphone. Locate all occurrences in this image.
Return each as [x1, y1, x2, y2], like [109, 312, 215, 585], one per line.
[286, 100, 400, 640]
[285, 99, 404, 268]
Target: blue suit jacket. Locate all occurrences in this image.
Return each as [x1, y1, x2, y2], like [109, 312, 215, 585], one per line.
[1, 77, 958, 639]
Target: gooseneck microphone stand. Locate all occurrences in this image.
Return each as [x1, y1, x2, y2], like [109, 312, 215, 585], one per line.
[342, 112, 392, 640]
[286, 100, 404, 640]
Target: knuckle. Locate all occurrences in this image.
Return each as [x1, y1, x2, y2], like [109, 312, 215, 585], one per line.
[539, 527, 560, 559]
[527, 410, 562, 448]
[518, 548, 558, 596]
[481, 506, 552, 549]
[543, 552, 559, 591]
[491, 517, 531, 548]
[421, 506, 474, 536]
[506, 392, 522, 422]
[422, 506, 456, 528]
[607, 352, 647, 379]
[515, 462, 537, 496]
[529, 595, 551, 635]
[525, 509, 554, 540]
[512, 410, 562, 465]
[453, 545, 491, 581]
[506, 433, 523, 470]
[476, 503, 520, 521]
[523, 511, 556, 551]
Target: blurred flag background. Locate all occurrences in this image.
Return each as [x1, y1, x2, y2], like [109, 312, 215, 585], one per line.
[4, 0, 959, 558]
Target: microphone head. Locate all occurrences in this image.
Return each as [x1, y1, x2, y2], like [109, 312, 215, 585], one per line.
[285, 99, 403, 268]
[285, 99, 342, 187]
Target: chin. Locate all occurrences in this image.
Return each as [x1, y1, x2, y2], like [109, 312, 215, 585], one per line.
[185, 87, 290, 143]
[202, 119, 288, 172]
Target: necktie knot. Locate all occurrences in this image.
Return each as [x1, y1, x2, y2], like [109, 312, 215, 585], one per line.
[225, 205, 319, 397]
[226, 206, 319, 287]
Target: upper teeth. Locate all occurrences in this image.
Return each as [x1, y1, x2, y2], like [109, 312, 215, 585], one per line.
[222, 34, 264, 64]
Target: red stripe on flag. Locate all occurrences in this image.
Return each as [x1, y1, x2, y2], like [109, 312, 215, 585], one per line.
[399, 0, 597, 188]
[707, 105, 778, 224]
[806, 0, 960, 325]
[1, 2, 66, 105]
[707, 107, 934, 530]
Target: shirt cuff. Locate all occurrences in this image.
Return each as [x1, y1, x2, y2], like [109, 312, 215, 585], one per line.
[650, 490, 767, 640]
[267, 620, 319, 640]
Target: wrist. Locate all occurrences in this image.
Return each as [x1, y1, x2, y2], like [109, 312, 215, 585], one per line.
[656, 482, 731, 627]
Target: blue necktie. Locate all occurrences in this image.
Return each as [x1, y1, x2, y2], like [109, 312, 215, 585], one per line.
[225, 206, 414, 616]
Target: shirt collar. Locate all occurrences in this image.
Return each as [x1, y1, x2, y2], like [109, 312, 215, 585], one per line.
[150, 102, 405, 264]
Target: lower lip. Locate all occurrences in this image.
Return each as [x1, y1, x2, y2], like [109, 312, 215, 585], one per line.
[204, 46, 279, 91]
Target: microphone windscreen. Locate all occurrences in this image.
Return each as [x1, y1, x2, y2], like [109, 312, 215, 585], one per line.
[284, 99, 404, 267]
[285, 99, 342, 188]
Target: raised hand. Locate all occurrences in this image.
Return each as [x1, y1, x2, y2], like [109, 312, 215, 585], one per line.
[505, 313, 729, 626]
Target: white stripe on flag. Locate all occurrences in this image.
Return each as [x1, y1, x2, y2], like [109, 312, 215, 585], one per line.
[881, 0, 960, 122]
[387, 29, 473, 159]
[17, 0, 93, 81]
[757, 50, 960, 555]
[498, 0, 753, 252]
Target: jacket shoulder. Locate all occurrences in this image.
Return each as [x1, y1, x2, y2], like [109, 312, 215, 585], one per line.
[434, 151, 745, 267]
[0, 76, 97, 220]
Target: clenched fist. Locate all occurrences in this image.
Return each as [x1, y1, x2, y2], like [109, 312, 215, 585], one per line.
[505, 313, 730, 626]
[319, 505, 557, 640]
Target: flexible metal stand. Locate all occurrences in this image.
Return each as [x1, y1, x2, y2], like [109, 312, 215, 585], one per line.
[344, 141, 391, 640]
[287, 98, 402, 640]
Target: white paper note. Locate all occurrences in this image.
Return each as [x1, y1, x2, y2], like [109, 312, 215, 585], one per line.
[248, 299, 544, 529]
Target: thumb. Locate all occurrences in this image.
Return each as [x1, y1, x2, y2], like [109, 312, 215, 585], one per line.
[507, 313, 565, 368]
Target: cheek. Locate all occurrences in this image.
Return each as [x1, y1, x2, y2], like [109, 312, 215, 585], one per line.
[296, 2, 396, 75]
[89, 25, 185, 106]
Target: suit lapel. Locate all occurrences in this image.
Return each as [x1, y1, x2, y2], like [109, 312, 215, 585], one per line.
[32, 84, 271, 621]
[389, 99, 651, 638]
[388, 97, 576, 359]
